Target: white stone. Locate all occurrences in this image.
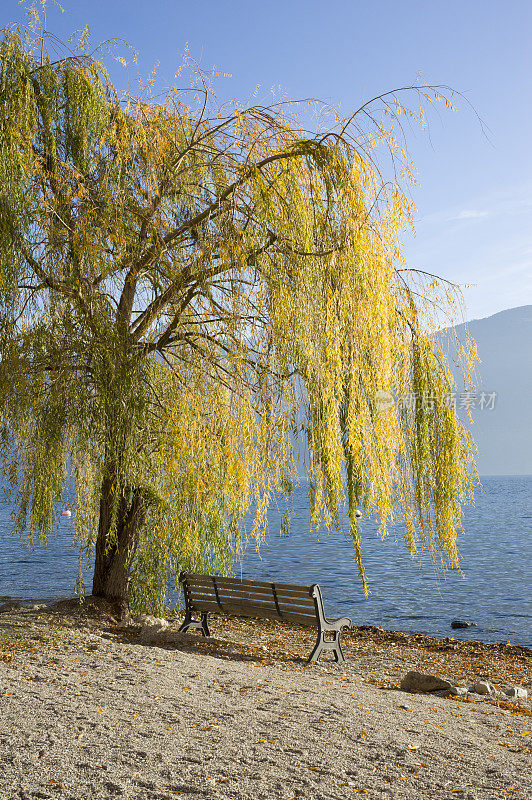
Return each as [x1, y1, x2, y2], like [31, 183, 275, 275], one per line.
[504, 686, 527, 700]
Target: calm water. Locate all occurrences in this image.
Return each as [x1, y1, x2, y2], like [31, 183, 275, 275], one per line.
[0, 476, 531, 647]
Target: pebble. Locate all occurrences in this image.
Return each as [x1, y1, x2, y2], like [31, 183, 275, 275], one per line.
[104, 781, 125, 795]
[470, 681, 495, 696]
[449, 686, 469, 696]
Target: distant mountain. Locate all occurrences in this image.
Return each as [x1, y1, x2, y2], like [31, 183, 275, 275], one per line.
[443, 305, 532, 476]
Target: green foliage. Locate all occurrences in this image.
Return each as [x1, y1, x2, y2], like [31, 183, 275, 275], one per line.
[0, 18, 477, 610]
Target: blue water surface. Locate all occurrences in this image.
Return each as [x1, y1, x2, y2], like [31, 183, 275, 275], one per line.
[0, 476, 530, 647]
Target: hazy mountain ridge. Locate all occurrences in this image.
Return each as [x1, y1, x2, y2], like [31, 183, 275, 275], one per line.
[445, 305, 532, 475]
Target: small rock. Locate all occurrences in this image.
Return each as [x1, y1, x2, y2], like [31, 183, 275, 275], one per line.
[451, 620, 477, 629]
[400, 671, 454, 694]
[449, 686, 469, 696]
[504, 686, 527, 700]
[470, 681, 495, 696]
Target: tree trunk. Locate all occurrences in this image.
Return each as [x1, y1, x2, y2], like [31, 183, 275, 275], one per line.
[92, 475, 146, 612]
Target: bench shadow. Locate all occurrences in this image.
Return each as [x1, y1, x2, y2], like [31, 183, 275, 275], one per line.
[107, 626, 274, 665]
[110, 628, 342, 668]
[104, 626, 338, 668]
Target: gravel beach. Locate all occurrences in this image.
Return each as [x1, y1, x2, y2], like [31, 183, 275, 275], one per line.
[1, 599, 530, 800]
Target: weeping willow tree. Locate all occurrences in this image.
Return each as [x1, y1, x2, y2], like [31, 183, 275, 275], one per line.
[0, 18, 477, 613]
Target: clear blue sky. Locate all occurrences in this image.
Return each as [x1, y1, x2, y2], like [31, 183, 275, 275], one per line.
[4, 0, 531, 321]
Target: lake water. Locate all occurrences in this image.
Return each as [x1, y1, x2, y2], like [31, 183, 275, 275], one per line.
[0, 476, 531, 647]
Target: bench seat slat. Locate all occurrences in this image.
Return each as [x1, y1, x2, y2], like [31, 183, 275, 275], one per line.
[185, 574, 311, 593]
[188, 587, 316, 608]
[188, 592, 315, 611]
[188, 581, 312, 600]
[189, 593, 316, 614]
[211, 585, 314, 600]
[188, 599, 317, 627]
[186, 584, 314, 601]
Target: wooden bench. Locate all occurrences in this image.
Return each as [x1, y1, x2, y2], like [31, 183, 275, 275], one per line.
[178, 572, 352, 664]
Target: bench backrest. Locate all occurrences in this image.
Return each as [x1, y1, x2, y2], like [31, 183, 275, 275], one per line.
[179, 572, 323, 628]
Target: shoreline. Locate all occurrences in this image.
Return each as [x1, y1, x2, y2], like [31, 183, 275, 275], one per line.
[2, 595, 531, 684]
[2, 593, 531, 652]
[1, 599, 531, 799]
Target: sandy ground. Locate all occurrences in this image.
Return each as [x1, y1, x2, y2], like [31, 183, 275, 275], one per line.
[0, 600, 531, 800]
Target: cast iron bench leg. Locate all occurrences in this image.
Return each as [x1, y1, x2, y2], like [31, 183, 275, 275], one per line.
[334, 632, 345, 663]
[308, 631, 325, 663]
[308, 585, 350, 664]
[178, 611, 210, 637]
[307, 629, 345, 664]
